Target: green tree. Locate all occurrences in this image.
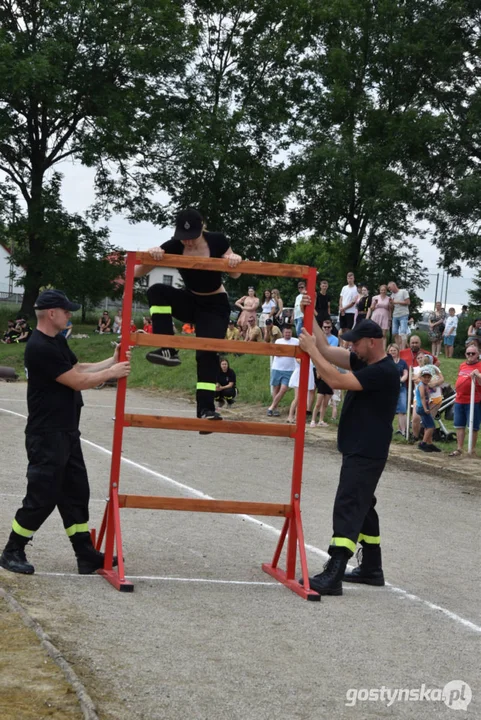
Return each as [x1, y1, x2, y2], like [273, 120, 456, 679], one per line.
[0, 0, 191, 316]
[468, 269, 481, 310]
[1, 174, 124, 320]
[286, 0, 474, 276]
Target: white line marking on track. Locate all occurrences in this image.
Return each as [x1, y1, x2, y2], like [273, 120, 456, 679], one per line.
[2, 406, 480, 633]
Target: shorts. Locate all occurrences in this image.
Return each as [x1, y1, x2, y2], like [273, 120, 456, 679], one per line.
[396, 386, 407, 414]
[453, 402, 480, 431]
[339, 313, 355, 330]
[258, 313, 270, 328]
[416, 407, 435, 430]
[443, 335, 455, 346]
[270, 369, 293, 388]
[392, 316, 409, 335]
[294, 317, 303, 337]
[315, 377, 333, 395]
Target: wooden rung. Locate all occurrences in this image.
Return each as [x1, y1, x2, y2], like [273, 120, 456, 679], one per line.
[135, 252, 309, 279]
[124, 414, 296, 438]
[118, 495, 291, 516]
[129, 333, 302, 357]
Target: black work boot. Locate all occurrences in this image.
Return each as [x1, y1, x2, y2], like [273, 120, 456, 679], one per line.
[343, 544, 385, 586]
[70, 533, 118, 575]
[146, 348, 181, 366]
[199, 408, 223, 435]
[0, 533, 35, 575]
[302, 546, 352, 596]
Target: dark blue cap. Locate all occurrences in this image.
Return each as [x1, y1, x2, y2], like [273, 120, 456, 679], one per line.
[34, 290, 81, 312]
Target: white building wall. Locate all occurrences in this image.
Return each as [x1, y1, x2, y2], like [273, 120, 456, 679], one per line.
[0, 245, 24, 294]
[145, 267, 183, 289]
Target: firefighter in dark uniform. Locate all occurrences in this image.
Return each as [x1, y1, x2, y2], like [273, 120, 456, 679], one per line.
[298, 313, 399, 596]
[0, 290, 131, 575]
[134, 208, 242, 422]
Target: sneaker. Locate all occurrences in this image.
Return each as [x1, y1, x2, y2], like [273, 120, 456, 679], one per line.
[272, 410, 280, 417]
[420, 444, 435, 452]
[146, 348, 181, 367]
[430, 444, 442, 453]
[0, 548, 34, 575]
[266, 409, 273, 417]
[199, 409, 223, 435]
[309, 420, 316, 428]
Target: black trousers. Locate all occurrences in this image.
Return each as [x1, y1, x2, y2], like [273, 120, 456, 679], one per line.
[215, 387, 236, 402]
[12, 430, 90, 539]
[147, 284, 230, 416]
[331, 454, 387, 552]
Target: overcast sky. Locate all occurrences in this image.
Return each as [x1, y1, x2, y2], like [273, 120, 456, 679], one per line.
[2, 160, 476, 307]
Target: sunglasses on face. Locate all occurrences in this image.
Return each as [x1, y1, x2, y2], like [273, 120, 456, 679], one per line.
[466, 352, 478, 356]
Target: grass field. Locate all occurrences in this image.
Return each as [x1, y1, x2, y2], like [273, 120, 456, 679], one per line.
[0, 303, 469, 454]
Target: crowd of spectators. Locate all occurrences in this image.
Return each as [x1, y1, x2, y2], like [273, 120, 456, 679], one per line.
[1, 317, 32, 344]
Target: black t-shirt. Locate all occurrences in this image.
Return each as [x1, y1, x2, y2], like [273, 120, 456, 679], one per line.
[216, 368, 236, 388]
[337, 353, 400, 459]
[315, 293, 331, 321]
[161, 232, 230, 293]
[356, 296, 371, 314]
[25, 329, 83, 433]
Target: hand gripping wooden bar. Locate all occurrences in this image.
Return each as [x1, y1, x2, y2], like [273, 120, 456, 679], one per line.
[95, 251, 320, 600]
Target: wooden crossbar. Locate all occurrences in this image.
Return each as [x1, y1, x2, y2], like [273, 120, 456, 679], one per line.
[118, 495, 291, 516]
[135, 252, 309, 278]
[129, 332, 301, 357]
[124, 414, 296, 438]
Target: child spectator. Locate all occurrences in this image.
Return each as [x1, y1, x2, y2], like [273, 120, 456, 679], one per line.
[415, 369, 441, 453]
[113, 309, 122, 334]
[442, 307, 458, 358]
[1, 320, 20, 344]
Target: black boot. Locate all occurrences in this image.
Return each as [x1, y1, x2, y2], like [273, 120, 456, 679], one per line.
[0, 532, 35, 575]
[303, 546, 352, 596]
[146, 348, 181, 366]
[343, 544, 385, 586]
[70, 532, 118, 575]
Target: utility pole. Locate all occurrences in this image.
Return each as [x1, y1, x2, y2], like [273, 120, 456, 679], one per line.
[7, 196, 16, 296]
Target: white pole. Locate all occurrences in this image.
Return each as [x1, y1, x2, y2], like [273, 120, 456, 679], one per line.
[467, 376, 475, 455]
[405, 366, 413, 440]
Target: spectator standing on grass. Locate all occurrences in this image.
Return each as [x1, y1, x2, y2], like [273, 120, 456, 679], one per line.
[448, 344, 481, 458]
[399, 335, 440, 369]
[415, 369, 441, 453]
[388, 344, 409, 436]
[387, 281, 410, 349]
[355, 285, 371, 325]
[442, 308, 458, 358]
[315, 280, 332, 325]
[294, 281, 306, 337]
[266, 325, 298, 417]
[271, 289, 284, 326]
[235, 287, 259, 339]
[428, 301, 446, 357]
[311, 318, 339, 428]
[338, 272, 358, 339]
[367, 285, 390, 349]
[457, 306, 469, 321]
[259, 289, 277, 338]
[0, 289, 131, 576]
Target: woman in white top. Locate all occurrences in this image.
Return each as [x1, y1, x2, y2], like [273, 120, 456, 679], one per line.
[287, 359, 316, 424]
[259, 289, 277, 337]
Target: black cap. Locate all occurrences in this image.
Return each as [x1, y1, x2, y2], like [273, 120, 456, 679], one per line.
[265, 318, 273, 325]
[228, 319, 234, 324]
[34, 289, 81, 312]
[341, 319, 383, 342]
[173, 208, 203, 241]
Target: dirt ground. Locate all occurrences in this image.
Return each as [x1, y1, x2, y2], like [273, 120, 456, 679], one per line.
[0, 586, 84, 720]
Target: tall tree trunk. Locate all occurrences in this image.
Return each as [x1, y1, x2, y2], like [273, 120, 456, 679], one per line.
[20, 168, 45, 317]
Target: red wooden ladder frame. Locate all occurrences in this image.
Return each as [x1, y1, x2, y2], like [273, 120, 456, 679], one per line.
[95, 252, 320, 601]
